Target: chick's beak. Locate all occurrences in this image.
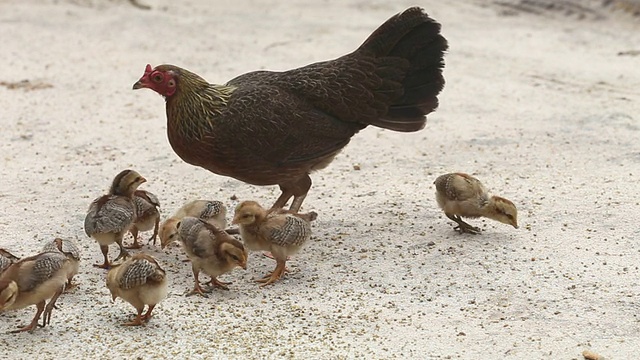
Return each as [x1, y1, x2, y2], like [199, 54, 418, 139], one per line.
[240, 261, 247, 270]
[111, 293, 117, 302]
[513, 222, 519, 229]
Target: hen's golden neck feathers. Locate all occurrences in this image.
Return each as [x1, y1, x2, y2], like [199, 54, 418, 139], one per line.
[167, 68, 236, 141]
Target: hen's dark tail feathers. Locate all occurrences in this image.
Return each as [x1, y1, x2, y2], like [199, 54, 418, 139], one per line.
[358, 7, 448, 132]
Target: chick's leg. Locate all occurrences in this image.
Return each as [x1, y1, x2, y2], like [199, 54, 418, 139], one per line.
[125, 227, 142, 249]
[187, 266, 210, 296]
[208, 277, 231, 290]
[256, 259, 287, 287]
[141, 304, 155, 322]
[114, 235, 131, 261]
[148, 218, 160, 245]
[11, 301, 45, 333]
[123, 308, 144, 326]
[42, 286, 64, 328]
[446, 213, 481, 234]
[93, 245, 111, 269]
[64, 276, 77, 292]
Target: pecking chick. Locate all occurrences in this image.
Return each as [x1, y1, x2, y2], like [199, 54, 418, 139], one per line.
[0, 251, 72, 333]
[434, 172, 518, 234]
[232, 201, 315, 286]
[41, 238, 81, 291]
[160, 200, 227, 249]
[106, 253, 168, 326]
[176, 217, 247, 296]
[84, 169, 146, 269]
[128, 189, 161, 249]
[0, 249, 20, 275]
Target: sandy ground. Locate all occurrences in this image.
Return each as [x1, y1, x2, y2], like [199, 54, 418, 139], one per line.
[0, 0, 639, 358]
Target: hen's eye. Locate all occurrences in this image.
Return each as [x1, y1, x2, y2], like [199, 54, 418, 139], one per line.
[152, 73, 163, 82]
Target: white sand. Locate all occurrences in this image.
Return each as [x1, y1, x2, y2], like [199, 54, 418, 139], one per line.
[0, 0, 639, 358]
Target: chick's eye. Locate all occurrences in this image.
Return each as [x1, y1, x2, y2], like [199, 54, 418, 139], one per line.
[230, 255, 240, 261]
[505, 214, 514, 220]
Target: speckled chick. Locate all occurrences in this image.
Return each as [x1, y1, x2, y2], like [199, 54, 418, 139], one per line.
[128, 189, 161, 249]
[41, 238, 81, 291]
[177, 217, 247, 296]
[434, 172, 518, 234]
[232, 201, 315, 286]
[0, 249, 20, 275]
[0, 251, 72, 333]
[84, 169, 146, 269]
[106, 253, 168, 326]
[160, 200, 227, 249]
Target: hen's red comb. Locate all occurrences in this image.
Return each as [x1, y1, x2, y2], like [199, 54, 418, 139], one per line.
[144, 64, 153, 75]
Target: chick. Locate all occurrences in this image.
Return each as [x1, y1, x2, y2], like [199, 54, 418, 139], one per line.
[41, 238, 81, 291]
[0, 251, 72, 333]
[434, 172, 518, 234]
[0, 248, 20, 275]
[176, 217, 247, 296]
[128, 189, 161, 249]
[160, 200, 227, 249]
[84, 169, 146, 269]
[232, 201, 315, 286]
[106, 253, 168, 326]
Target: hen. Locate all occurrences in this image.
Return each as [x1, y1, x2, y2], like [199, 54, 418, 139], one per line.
[133, 7, 447, 212]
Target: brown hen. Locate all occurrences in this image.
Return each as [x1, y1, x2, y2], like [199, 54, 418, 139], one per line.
[133, 7, 447, 211]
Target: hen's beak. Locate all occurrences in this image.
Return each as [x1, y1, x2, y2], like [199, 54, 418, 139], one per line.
[132, 80, 145, 90]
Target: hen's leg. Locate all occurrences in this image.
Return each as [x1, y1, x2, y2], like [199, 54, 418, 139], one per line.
[272, 175, 312, 212]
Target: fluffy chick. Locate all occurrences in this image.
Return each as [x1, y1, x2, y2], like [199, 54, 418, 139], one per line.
[0, 251, 72, 333]
[84, 169, 146, 269]
[434, 172, 518, 234]
[232, 201, 315, 286]
[41, 238, 81, 291]
[0, 249, 20, 275]
[128, 189, 161, 249]
[160, 200, 227, 249]
[176, 217, 247, 296]
[106, 253, 168, 326]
